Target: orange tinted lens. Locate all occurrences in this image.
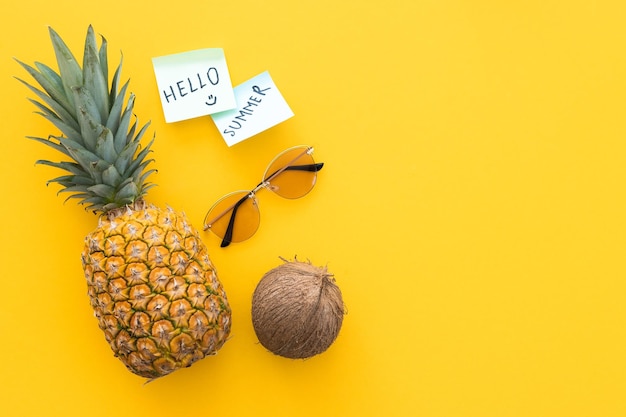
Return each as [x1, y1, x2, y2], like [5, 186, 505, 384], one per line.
[204, 191, 260, 243]
[263, 147, 318, 199]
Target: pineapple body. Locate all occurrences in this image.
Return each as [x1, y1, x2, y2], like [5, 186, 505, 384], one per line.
[82, 202, 231, 378]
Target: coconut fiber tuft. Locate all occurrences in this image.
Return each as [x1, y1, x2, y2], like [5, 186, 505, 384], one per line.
[251, 258, 345, 359]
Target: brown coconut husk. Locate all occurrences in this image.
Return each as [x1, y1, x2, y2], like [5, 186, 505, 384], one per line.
[251, 257, 345, 359]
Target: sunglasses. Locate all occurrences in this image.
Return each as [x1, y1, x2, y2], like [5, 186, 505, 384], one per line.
[203, 145, 324, 247]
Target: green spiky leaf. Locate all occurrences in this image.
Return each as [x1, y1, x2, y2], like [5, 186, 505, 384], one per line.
[101, 163, 122, 187]
[48, 27, 82, 110]
[83, 26, 109, 122]
[15, 60, 74, 116]
[106, 80, 129, 149]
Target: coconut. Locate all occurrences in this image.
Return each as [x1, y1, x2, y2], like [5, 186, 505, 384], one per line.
[251, 258, 345, 359]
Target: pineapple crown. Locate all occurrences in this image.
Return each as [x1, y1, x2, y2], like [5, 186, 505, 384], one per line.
[16, 25, 155, 214]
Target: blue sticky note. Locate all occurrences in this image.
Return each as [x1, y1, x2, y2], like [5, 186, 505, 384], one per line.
[211, 71, 294, 146]
[152, 49, 237, 123]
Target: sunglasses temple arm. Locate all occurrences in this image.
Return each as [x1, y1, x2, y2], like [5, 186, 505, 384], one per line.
[264, 162, 324, 183]
[220, 195, 250, 247]
[205, 192, 252, 230]
[220, 210, 237, 248]
[287, 162, 324, 172]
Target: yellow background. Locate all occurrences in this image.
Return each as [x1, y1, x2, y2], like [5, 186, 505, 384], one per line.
[2, 1, 626, 416]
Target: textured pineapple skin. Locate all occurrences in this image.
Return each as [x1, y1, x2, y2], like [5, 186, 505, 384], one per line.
[81, 203, 231, 379]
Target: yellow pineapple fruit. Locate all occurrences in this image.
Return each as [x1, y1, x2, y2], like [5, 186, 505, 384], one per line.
[17, 26, 231, 379]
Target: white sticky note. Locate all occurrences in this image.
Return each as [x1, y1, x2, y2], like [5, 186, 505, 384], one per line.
[211, 71, 294, 146]
[152, 49, 237, 123]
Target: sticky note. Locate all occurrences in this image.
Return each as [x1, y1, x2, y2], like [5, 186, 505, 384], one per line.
[152, 49, 237, 123]
[211, 71, 294, 146]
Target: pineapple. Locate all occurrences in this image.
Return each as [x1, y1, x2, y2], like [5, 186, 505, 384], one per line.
[16, 26, 231, 379]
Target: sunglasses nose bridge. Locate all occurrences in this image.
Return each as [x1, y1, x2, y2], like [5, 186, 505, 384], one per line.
[252, 180, 271, 194]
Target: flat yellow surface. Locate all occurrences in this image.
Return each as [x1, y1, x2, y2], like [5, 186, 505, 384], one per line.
[2, 1, 626, 416]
